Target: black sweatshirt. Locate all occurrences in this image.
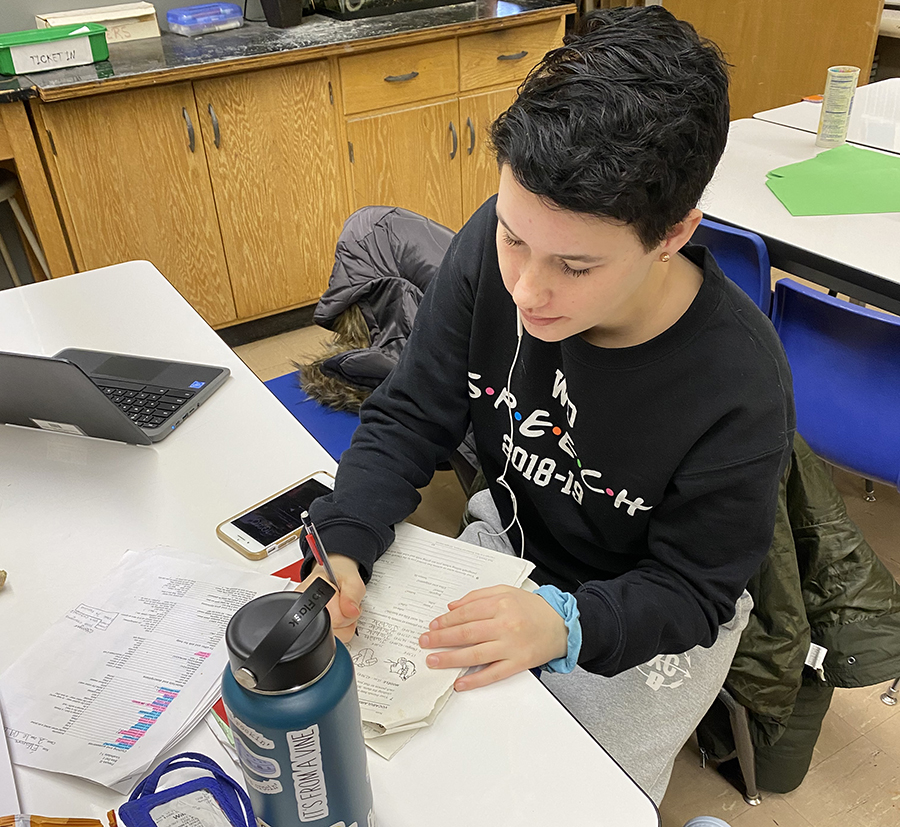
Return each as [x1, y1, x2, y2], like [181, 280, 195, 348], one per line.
[310, 198, 795, 676]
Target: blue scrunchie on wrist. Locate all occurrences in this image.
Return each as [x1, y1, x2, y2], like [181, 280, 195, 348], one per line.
[535, 585, 581, 674]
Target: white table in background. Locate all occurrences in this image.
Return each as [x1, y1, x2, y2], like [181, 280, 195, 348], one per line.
[753, 77, 900, 155]
[700, 118, 900, 314]
[0, 262, 659, 826]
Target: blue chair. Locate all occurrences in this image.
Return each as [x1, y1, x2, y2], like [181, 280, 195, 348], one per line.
[770, 278, 900, 491]
[771, 278, 900, 709]
[693, 217, 771, 315]
[264, 372, 359, 462]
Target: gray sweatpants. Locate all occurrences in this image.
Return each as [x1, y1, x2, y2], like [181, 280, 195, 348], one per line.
[458, 489, 752, 805]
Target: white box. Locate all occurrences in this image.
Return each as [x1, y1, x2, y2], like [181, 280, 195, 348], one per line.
[35, 3, 160, 44]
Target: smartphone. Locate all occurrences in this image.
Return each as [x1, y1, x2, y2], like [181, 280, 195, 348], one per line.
[216, 471, 334, 560]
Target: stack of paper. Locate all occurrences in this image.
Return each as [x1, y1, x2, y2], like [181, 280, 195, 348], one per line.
[348, 524, 534, 759]
[766, 143, 900, 216]
[0, 549, 291, 793]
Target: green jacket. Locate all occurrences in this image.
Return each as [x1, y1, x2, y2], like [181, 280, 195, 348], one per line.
[727, 433, 900, 747]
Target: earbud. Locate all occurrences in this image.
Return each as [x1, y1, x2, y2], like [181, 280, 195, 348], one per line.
[516, 307, 523, 340]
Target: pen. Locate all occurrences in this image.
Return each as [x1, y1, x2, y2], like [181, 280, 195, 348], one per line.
[301, 510, 359, 636]
[300, 510, 339, 589]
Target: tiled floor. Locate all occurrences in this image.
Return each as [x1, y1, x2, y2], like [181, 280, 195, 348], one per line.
[234, 321, 900, 827]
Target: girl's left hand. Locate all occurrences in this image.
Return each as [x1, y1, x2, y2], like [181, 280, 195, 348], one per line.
[418, 585, 569, 691]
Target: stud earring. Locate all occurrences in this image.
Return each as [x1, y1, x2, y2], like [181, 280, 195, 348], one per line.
[660, 252, 671, 262]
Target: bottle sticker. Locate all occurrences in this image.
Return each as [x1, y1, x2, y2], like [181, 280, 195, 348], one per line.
[149, 788, 234, 827]
[286, 725, 329, 822]
[226, 708, 275, 749]
[246, 776, 283, 795]
[235, 734, 282, 778]
[31, 419, 87, 436]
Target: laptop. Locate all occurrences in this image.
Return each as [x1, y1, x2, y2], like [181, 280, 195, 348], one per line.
[0, 348, 230, 445]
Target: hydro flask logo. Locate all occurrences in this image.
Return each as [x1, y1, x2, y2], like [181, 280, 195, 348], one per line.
[288, 589, 326, 627]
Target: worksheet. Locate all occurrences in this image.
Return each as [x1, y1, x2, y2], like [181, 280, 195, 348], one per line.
[348, 523, 534, 758]
[0, 549, 290, 790]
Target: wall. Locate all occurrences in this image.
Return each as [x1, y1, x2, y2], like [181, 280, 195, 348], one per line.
[1, 1, 268, 34]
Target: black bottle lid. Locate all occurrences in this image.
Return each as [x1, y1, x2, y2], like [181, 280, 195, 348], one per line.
[226, 579, 336, 693]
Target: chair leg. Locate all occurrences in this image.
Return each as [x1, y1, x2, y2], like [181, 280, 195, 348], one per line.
[8, 195, 51, 280]
[718, 687, 761, 805]
[882, 677, 899, 706]
[865, 478, 876, 502]
[0, 224, 21, 287]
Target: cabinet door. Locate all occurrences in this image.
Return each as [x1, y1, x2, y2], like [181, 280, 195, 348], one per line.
[460, 87, 518, 221]
[663, 0, 881, 118]
[194, 62, 347, 319]
[42, 83, 236, 326]
[346, 99, 463, 231]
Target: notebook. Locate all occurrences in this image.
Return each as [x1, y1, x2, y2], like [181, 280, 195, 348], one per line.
[0, 348, 230, 445]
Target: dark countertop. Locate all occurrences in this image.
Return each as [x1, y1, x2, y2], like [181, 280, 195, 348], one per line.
[0, 76, 38, 103]
[0, 0, 573, 103]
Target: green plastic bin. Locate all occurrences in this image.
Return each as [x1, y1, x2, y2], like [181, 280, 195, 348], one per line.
[0, 23, 108, 77]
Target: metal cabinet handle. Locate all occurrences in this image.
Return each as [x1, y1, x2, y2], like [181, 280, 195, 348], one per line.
[497, 50, 528, 61]
[182, 107, 195, 153]
[208, 103, 221, 149]
[449, 121, 458, 160]
[466, 117, 475, 155]
[384, 71, 419, 83]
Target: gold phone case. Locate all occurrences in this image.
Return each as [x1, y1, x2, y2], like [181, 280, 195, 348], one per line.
[216, 471, 334, 560]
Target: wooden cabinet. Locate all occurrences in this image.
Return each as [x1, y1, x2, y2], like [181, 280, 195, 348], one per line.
[346, 99, 462, 231]
[194, 63, 346, 320]
[31, 9, 571, 326]
[341, 18, 565, 231]
[460, 86, 519, 221]
[663, 0, 883, 119]
[39, 60, 346, 326]
[458, 19, 562, 91]
[39, 83, 237, 325]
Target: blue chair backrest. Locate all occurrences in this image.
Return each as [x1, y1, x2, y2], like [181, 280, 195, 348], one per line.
[771, 278, 900, 490]
[692, 218, 771, 315]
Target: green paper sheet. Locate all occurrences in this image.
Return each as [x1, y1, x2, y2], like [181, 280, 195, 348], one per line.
[765, 144, 900, 216]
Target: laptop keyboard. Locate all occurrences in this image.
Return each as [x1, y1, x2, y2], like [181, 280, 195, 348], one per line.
[94, 380, 197, 429]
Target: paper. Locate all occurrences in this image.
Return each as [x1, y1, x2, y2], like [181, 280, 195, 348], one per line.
[204, 528, 533, 763]
[0, 549, 291, 791]
[348, 523, 534, 757]
[766, 144, 900, 215]
[0, 701, 18, 816]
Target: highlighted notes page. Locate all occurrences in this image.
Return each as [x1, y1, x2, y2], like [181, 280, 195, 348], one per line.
[0, 549, 289, 790]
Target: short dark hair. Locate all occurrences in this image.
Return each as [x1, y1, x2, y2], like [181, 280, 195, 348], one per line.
[489, 7, 730, 251]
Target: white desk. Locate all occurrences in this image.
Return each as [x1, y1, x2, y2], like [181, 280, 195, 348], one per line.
[0, 262, 658, 826]
[753, 77, 900, 155]
[700, 118, 900, 314]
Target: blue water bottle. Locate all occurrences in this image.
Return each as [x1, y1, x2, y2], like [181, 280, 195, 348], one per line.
[222, 579, 374, 827]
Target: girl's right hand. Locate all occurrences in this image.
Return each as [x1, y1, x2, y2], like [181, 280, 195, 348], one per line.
[298, 554, 366, 642]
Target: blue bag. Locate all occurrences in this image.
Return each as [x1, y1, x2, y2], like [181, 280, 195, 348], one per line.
[118, 753, 255, 827]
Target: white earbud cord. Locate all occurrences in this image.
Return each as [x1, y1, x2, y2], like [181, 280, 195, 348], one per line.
[479, 309, 526, 557]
